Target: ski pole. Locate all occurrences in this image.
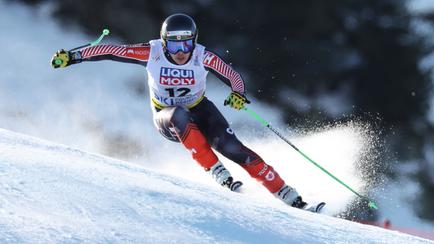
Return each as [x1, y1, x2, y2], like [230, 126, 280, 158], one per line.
[53, 28, 110, 66]
[242, 106, 378, 210]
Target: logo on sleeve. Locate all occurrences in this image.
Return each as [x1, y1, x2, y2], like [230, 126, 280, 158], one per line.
[160, 67, 195, 86]
[203, 53, 215, 65]
[126, 47, 150, 57]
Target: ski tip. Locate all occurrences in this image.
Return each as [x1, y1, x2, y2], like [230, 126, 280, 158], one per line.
[303, 201, 326, 213]
[230, 181, 243, 193]
[316, 202, 326, 213]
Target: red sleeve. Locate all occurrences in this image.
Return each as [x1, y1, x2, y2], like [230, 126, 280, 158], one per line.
[80, 43, 150, 64]
[203, 50, 245, 94]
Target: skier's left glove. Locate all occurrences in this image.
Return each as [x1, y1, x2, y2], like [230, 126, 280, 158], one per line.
[224, 91, 250, 110]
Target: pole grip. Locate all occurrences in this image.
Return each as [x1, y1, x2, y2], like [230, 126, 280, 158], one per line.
[69, 28, 110, 52]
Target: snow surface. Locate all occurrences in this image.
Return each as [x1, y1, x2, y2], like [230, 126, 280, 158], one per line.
[0, 128, 432, 243]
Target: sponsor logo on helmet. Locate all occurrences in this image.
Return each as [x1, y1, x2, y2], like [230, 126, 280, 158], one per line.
[160, 67, 195, 86]
[167, 30, 192, 37]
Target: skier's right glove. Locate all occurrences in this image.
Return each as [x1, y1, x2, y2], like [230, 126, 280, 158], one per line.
[51, 49, 73, 69]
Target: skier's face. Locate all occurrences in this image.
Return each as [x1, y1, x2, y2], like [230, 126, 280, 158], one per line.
[170, 51, 191, 65]
[165, 39, 194, 65]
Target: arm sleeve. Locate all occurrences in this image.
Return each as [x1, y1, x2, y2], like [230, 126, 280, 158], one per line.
[76, 43, 151, 66]
[203, 50, 246, 94]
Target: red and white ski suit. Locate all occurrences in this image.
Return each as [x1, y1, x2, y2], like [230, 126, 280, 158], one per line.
[75, 39, 286, 193]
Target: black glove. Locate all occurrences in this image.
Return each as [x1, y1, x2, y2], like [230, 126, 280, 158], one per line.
[224, 91, 251, 110]
[51, 49, 72, 68]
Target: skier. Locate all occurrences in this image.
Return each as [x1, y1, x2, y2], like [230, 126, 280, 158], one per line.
[51, 13, 323, 212]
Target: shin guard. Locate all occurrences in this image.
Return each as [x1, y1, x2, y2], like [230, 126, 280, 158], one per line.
[178, 123, 218, 169]
[242, 161, 285, 193]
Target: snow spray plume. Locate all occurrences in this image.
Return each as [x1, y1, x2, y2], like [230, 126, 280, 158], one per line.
[243, 106, 378, 210]
[53, 28, 110, 65]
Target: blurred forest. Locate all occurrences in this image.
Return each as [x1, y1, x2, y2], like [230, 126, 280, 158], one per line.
[13, 0, 434, 222]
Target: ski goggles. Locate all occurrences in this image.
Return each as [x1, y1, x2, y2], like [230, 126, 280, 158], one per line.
[165, 39, 195, 54]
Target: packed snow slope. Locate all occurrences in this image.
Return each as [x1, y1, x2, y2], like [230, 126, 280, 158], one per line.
[0, 129, 431, 244]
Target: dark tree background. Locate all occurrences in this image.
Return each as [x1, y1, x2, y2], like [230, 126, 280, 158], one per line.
[14, 0, 434, 222]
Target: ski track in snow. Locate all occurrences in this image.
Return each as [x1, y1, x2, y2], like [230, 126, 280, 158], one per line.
[0, 129, 432, 243]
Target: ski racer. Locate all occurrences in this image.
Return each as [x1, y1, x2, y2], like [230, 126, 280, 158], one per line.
[51, 13, 323, 212]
